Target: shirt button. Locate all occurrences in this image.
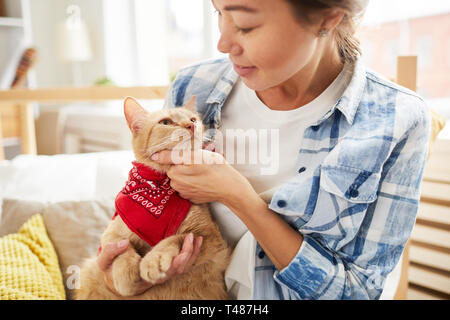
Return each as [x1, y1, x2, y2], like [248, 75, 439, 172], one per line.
[258, 250, 265, 259]
[277, 200, 287, 208]
[349, 185, 359, 198]
[350, 190, 359, 198]
[298, 167, 306, 173]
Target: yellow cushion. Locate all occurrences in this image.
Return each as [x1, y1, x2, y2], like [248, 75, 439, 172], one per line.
[0, 214, 65, 300]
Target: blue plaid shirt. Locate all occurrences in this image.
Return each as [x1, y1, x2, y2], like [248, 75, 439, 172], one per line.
[163, 57, 431, 299]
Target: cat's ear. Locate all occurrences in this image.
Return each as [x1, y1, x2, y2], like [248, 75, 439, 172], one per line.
[124, 97, 147, 134]
[184, 95, 197, 113]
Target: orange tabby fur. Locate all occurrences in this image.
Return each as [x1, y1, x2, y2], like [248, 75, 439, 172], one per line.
[75, 96, 231, 300]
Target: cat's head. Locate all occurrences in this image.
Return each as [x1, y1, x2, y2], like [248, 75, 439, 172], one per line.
[123, 96, 203, 172]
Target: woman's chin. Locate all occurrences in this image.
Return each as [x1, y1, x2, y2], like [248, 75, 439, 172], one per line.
[240, 76, 270, 92]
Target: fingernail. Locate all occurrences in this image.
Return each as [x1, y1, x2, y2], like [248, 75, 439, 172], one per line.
[151, 153, 159, 160]
[117, 239, 129, 248]
[188, 233, 194, 243]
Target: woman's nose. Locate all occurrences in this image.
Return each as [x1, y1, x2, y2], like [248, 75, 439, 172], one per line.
[217, 33, 231, 54]
[217, 32, 242, 55]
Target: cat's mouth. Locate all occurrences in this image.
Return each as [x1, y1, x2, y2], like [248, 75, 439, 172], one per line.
[144, 129, 202, 163]
[170, 128, 201, 144]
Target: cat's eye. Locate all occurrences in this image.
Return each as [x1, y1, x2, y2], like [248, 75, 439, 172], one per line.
[159, 118, 173, 125]
[190, 117, 197, 123]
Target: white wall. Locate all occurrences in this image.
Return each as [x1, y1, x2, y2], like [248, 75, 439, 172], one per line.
[133, 0, 169, 86]
[28, 0, 170, 88]
[28, 0, 105, 87]
[102, 0, 170, 86]
[102, 0, 136, 86]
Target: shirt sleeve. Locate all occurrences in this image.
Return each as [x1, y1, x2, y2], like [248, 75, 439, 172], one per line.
[272, 104, 431, 300]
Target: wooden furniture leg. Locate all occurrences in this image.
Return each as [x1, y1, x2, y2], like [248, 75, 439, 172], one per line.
[393, 56, 417, 300]
[0, 111, 4, 161]
[19, 103, 37, 155]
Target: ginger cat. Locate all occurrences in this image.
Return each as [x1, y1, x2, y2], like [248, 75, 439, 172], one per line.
[75, 96, 231, 300]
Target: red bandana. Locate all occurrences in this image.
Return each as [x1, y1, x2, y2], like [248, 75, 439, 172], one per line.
[112, 161, 191, 247]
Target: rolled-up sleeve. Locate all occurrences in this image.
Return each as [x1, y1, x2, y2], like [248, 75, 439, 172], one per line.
[274, 235, 347, 299]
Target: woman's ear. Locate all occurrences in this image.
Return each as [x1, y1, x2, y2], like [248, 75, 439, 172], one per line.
[319, 8, 345, 34]
[124, 96, 147, 134]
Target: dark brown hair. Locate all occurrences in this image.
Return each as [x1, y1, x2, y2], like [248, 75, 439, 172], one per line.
[285, 0, 367, 64]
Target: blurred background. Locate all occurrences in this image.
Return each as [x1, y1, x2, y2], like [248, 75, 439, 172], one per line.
[1, 0, 449, 93]
[4, 0, 446, 155]
[0, 0, 449, 300]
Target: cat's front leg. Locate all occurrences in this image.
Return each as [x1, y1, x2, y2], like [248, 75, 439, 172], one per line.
[110, 246, 143, 297]
[139, 235, 185, 284]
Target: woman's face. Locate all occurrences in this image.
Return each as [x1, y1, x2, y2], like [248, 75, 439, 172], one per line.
[213, 0, 321, 91]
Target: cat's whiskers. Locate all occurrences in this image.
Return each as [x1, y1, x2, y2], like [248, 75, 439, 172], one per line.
[136, 141, 178, 163]
[142, 129, 194, 158]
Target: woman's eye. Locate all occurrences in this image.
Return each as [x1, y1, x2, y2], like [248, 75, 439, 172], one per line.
[236, 27, 253, 34]
[159, 118, 173, 125]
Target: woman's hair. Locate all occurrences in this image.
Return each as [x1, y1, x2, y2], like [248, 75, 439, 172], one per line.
[285, 0, 368, 64]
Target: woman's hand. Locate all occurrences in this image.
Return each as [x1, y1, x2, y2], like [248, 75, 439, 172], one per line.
[150, 149, 303, 271]
[150, 149, 256, 207]
[97, 234, 203, 296]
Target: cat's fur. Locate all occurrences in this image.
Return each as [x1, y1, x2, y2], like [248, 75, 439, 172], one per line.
[75, 96, 231, 300]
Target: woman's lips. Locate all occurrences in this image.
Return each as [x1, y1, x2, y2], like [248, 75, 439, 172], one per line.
[233, 63, 256, 77]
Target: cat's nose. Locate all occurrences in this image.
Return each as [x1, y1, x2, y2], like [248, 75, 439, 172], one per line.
[184, 123, 195, 134]
[184, 123, 194, 133]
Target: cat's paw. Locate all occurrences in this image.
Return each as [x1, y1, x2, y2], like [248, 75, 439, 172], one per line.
[139, 246, 179, 284]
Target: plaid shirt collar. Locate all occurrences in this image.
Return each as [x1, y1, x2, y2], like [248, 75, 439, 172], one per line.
[201, 56, 367, 130]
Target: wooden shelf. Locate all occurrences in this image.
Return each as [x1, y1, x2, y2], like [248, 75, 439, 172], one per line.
[408, 285, 447, 300]
[411, 224, 450, 250]
[417, 202, 450, 226]
[409, 264, 450, 296]
[410, 245, 450, 272]
[0, 86, 169, 103]
[0, 17, 23, 27]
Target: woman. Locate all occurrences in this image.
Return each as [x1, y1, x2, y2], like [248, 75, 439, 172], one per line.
[98, 0, 431, 299]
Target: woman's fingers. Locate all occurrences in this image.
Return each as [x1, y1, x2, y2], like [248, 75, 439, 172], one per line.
[176, 233, 195, 274]
[97, 239, 129, 271]
[96, 239, 130, 295]
[177, 234, 203, 274]
[164, 233, 203, 277]
[184, 236, 203, 271]
[96, 235, 202, 291]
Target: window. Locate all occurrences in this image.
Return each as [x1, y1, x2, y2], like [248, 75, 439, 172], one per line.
[165, 0, 220, 78]
[166, 0, 204, 76]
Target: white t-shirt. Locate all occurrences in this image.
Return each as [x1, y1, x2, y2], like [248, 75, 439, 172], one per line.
[211, 63, 353, 299]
